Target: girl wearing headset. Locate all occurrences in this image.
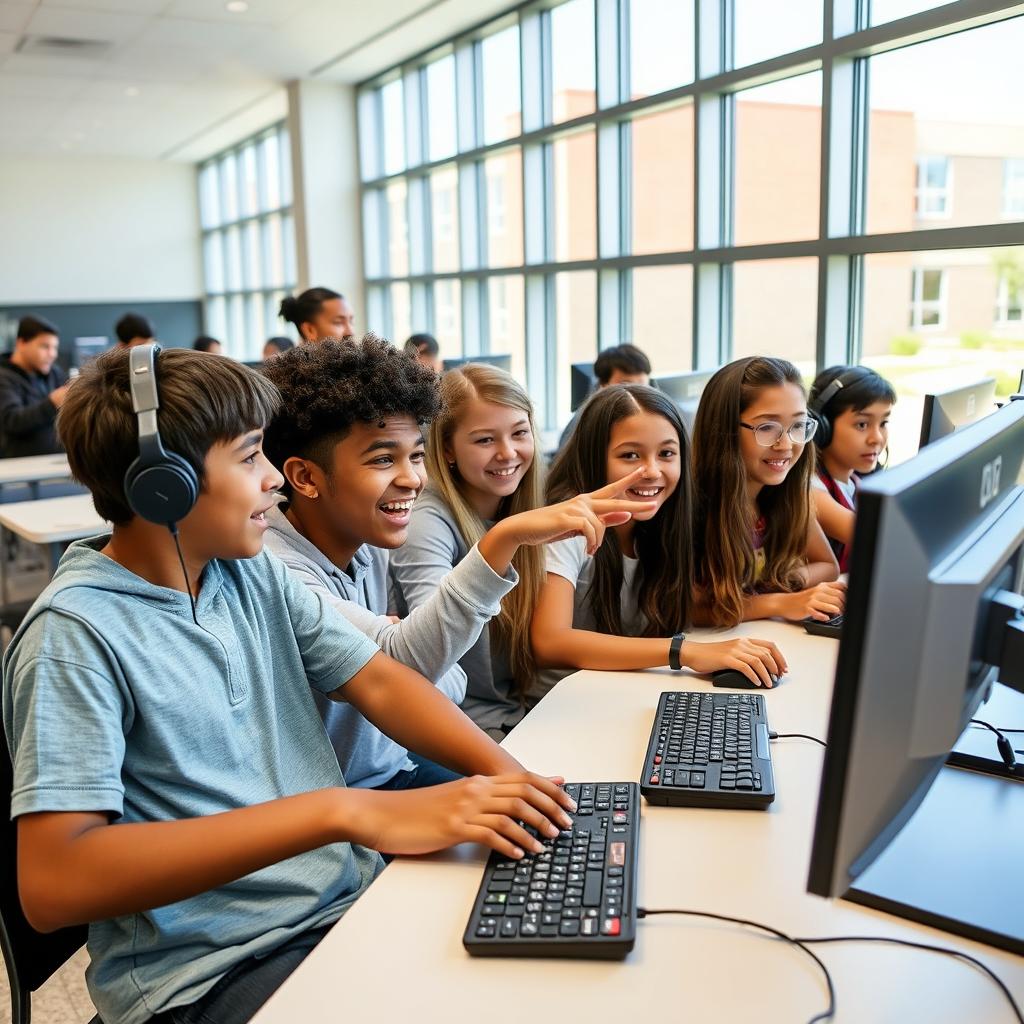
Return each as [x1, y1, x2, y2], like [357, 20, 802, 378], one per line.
[807, 365, 897, 573]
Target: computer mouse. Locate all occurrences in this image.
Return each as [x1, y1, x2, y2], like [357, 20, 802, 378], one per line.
[712, 668, 779, 690]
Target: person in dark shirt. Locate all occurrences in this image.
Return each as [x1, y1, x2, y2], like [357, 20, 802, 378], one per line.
[0, 315, 69, 458]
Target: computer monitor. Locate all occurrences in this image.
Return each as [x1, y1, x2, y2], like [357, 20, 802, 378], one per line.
[441, 354, 512, 373]
[918, 377, 997, 448]
[807, 399, 1024, 953]
[570, 363, 596, 412]
[652, 368, 716, 404]
[73, 336, 110, 367]
[653, 369, 717, 433]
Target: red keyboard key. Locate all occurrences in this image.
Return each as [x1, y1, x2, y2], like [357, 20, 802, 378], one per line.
[601, 917, 621, 936]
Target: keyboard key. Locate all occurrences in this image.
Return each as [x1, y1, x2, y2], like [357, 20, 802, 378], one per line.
[601, 917, 621, 936]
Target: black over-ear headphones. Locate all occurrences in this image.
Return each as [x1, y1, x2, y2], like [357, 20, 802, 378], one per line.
[808, 367, 873, 450]
[124, 344, 199, 526]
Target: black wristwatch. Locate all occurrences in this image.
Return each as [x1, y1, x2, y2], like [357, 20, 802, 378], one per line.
[669, 632, 686, 671]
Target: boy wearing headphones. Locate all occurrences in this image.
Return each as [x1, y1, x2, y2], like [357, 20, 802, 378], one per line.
[2, 347, 574, 1024]
[807, 365, 897, 572]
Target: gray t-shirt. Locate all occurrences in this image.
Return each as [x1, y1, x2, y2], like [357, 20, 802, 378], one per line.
[3, 537, 383, 1024]
[390, 487, 524, 735]
[536, 535, 649, 697]
[263, 500, 516, 786]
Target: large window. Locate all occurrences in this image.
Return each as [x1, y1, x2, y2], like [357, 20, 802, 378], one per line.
[199, 124, 295, 359]
[358, 2, 1024, 431]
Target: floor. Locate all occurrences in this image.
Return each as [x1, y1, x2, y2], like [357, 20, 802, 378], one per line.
[0, 946, 96, 1023]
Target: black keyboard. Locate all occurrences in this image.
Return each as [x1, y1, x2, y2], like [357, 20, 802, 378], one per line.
[803, 613, 843, 638]
[463, 782, 639, 959]
[641, 691, 775, 809]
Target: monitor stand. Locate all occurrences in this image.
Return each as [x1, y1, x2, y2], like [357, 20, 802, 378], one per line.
[845, 763, 1024, 954]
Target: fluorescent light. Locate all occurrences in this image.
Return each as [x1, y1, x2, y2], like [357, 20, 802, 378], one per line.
[226, 1, 249, 12]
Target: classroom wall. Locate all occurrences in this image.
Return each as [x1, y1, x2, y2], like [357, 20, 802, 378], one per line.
[0, 156, 202, 306]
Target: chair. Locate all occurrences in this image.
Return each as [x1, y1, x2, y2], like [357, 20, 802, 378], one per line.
[1, 738, 97, 1023]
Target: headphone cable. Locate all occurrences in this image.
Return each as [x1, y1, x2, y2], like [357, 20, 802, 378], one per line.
[168, 524, 199, 626]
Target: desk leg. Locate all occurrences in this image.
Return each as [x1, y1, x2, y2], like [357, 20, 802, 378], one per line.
[30, 480, 40, 501]
[49, 543, 62, 577]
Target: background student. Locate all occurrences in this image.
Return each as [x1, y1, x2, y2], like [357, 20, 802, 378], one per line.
[404, 332, 442, 373]
[3, 346, 575, 1024]
[0, 314, 69, 457]
[279, 287, 356, 343]
[193, 335, 223, 354]
[263, 335, 295, 360]
[392, 363, 642, 737]
[531, 384, 786, 691]
[115, 311, 156, 349]
[559, 342, 652, 448]
[691, 356, 844, 627]
[808, 365, 896, 572]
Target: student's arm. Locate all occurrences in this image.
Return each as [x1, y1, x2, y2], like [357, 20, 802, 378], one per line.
[273, 554, 473, 699]
[17, 770, 578, 933]
[812, 486, 856, 547]
[329, 650, 532, 773]
[530, 570, 786, 686]
[799, 516, 840, 586]
[0, 376, 58, 439]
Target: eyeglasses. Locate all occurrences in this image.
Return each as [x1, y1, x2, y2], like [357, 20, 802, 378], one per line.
[739, 418, 818, 447]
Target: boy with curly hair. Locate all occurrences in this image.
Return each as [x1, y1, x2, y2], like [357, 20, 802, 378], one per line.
[262, 336, 512, 790]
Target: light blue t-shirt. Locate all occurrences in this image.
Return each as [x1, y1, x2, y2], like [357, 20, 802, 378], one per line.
[3, 537, 384, 1024]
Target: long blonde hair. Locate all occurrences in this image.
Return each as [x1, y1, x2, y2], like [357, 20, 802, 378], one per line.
[426, 365, 544, 696]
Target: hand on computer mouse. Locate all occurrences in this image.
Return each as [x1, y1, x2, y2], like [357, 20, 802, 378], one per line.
[712, 668, 779, 690]
[681, 636, 785, 687]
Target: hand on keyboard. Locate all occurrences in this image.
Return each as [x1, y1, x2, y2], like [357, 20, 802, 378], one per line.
[344, 773, 576, 859]
[779, 580, 846, 622]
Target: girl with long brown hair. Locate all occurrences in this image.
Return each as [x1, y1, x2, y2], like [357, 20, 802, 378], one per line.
[692, 356, 844, 628]
[390, 363, 641, 738]
[530, 384, 786, 690]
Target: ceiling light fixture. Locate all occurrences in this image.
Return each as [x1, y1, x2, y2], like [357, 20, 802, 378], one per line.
[225, 1, 249, 12]
[124, 85, 140, 97]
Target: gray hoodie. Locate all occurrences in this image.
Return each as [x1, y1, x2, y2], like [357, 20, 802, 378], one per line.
[263, 500, 516, 786]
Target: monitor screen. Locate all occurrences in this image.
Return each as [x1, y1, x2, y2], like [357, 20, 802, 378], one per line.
[73, 336, 110, 367]
[653, 369, 717, 404]
[570, 363, 595, 412]
[918, 377, 996, 448]
[442, 354, 512, 374]
[808, 399, 1024, 909]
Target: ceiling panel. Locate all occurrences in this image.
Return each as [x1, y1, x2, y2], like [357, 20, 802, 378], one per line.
[0, 4, 35, 34]
[0, 0, 512, 160]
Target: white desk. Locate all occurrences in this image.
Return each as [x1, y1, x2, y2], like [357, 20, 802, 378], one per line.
[252, 621, 1023, 1024]
[0, 454, 72, 500]
[0, 493, 105, 588]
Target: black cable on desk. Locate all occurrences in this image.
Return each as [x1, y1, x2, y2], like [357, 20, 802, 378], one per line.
[791, 935, 1023, 1024]
[638, 907, 834, 1023]
[637, 907, 1024, 1024]
[769, 731, 827, 748]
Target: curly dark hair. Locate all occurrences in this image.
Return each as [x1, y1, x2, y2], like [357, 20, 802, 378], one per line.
[262, 334, 442, 493]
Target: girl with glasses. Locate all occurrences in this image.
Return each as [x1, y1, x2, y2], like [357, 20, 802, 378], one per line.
[529, 384, 787, 692]
[692, 356, 844, 627]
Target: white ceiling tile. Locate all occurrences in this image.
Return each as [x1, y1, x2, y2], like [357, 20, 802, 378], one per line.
[164, 0, 316, 27]
[39, 0, 171, 12]
[0, 73, 90, 100]
[0, 30, 18, 54]
[136, 16, 273, 51]
[3, 51, 107, 79]
[24, 7, 152, 44]
[0, 4, 34, 34]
